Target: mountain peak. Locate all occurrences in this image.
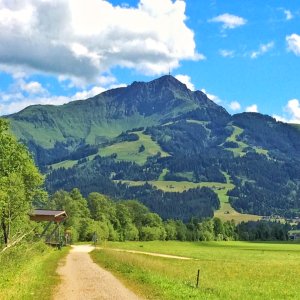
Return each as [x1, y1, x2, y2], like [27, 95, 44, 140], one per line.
[130, 75, 188, 91]
[149, 75, 188, 90]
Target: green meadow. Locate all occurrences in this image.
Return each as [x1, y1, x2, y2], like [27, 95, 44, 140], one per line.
[92, 240, 300, 300]
[225, 125, 268, 157]
[116, 171, 260, 223]
[99, 131, 170, 165]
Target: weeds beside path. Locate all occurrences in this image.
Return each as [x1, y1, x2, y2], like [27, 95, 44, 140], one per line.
[0, 242, 68, 300]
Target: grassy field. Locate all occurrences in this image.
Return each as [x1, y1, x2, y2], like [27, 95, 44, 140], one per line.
[51, 159, 78, 170]
[99, 131, 170, 165]
[225, 125, 268, 157]
[213, 172, 261, 222]
[117, 171, 260, 223]
[158, 168, 169, 180]
[224, 126, 249, 157]
[117, 179, 233, 193]
[92, 240, 300, 299]
[50, 130, 170, 169]
[0, 242, 68, 300]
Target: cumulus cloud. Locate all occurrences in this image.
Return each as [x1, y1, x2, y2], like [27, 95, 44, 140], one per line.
[285, 99, 300, 120]
[284, 9, 293, 21]
[250, 42, 274, 59]
[175, 74, 195, 91]
[201, 89, 221, 103]
[245, 104, 258, 113]
[219, 49, 235, 58]
[20, 80, 47, 95]
[273, 114, 288, 123]
[0, 93, 70, 116]
[0, 0, 201, 84]
[273, 99, 300, 124]
[0, 76, 125, 115]
[209, 13, 247, 29]
[229, 101, 241, 111]
[286, 34, 300, 56]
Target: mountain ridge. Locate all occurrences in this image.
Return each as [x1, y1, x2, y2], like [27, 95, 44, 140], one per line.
[7, 75, 229, 149]
[5, 75, 300, 222]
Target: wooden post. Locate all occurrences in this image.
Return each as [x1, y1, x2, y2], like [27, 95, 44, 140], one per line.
[196, 269, 200, 288]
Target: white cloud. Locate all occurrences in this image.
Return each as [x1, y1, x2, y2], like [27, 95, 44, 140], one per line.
[229, 101, 241, 111]
[284, 9, 293, 21]
[72, 86, 106, 100]
[286, 99, 300, 119]
[245, 104, 258, 113]
[250, 42, 274, 59]
[20, 80, 47, 95]
[0, 94, 70, 116]
[0, 0, 202, 83]
[219, 49, 235, 58]
[273, 114, 288, 123]
[175, 74, 195, 91]
[283, 99, 300, 123]
[209, 13, 247, 29]
[286, 34, 300, 56]
[0, 77, 126, 115]
[273, 99, 300, 124]
[201, 89, 221, 103]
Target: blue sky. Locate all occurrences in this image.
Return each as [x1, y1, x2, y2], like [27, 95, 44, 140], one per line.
[0, 0, 300, 123]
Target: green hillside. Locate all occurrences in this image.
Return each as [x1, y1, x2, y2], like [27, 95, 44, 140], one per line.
[99, 131, 170, 165]
[6, 75, 300, 222]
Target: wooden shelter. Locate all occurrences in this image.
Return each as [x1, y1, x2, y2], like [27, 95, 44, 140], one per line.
[29, 209, 67, 222]
[29, 209, 68, 248]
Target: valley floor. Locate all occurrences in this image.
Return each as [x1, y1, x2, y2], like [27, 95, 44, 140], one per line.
[91, 240, 300, 300]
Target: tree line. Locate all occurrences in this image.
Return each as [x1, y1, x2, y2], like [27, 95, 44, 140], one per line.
[48, 188, 291, 243]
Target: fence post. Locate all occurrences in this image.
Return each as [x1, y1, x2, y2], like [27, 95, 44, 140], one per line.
[196, 269, 200, 288]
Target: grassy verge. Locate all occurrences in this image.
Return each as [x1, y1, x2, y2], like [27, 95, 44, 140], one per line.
[92, 241, 300, 299]
[0, 242, 69, 300]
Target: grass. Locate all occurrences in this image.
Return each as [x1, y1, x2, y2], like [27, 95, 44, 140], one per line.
[213, 172, 261, 223]
[174, 171, 195, 181]
[50, 130, 171, 169]
[117, 171, 260, 223]
[225, 125, 268, 157]
[225, 126, 248, 157]
[0, 242, 69, 300]
[51, 159, 78, 170]
[158, 168, 169, 180]
[92, 240, 300, 299]
[186, 119, 209, 125]
[99, 131, 170, 165]
[117, 179, 233, 192]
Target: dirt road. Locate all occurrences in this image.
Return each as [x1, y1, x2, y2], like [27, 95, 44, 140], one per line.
[101, 247, 193, 260]
[54, 245, 141, 300]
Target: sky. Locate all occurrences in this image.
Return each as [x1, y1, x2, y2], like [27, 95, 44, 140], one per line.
[0, 0, 300, 123]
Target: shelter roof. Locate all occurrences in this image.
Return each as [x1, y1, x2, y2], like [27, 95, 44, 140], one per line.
[29, 209, 67, 222]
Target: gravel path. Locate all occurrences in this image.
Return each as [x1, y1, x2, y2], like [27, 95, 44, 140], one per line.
[54, 245, 141, 300]
[101, 247, 193, 260]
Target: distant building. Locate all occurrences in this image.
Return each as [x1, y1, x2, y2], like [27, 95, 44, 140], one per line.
[288, 231, 300, 240]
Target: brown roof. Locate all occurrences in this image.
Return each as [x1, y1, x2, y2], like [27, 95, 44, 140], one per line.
[29, 209, 67, 222]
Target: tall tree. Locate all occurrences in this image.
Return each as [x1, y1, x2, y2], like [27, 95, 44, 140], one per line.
[0, 119, 44, 246]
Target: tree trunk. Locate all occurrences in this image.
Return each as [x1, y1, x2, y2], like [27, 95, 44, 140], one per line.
[1, 219, 8, 246]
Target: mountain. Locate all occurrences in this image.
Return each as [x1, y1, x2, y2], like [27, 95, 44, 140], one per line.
[6, 75, 300, 221]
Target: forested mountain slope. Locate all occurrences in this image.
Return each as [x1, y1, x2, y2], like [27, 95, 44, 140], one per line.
[6, 76, 300, 220]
